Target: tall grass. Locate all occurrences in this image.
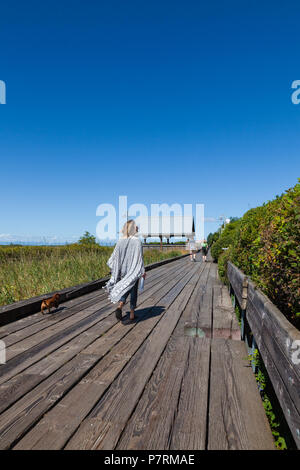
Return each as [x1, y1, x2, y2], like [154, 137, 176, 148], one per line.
[0, 244, 185, 306]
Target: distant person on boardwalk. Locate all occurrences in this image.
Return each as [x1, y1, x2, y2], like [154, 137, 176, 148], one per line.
[201, 240, 208, 262]
[104, 219, 146, 321]
[187, 238, 197, 261]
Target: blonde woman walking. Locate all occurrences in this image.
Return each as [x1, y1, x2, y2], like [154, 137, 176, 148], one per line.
[104, 220, 146, 321]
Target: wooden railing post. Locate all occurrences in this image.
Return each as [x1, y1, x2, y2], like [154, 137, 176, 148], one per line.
[241, 277, 248, 342]
[241, 309, 246, 341]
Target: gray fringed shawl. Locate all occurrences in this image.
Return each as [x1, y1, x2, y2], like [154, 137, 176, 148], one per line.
[104, 235, 145, 304]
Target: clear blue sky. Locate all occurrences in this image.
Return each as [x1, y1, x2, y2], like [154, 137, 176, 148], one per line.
[0, 0, 299, 242]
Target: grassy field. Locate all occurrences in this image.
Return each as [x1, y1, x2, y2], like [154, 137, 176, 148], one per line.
[0, 244, 186, 306]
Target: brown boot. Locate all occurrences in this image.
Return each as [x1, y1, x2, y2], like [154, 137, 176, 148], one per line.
[130, 309, 135, 321]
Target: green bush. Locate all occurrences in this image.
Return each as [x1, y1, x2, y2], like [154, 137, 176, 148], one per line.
[207, 231, 220, 247]
[209, 181, 300, 327]
[210, 219, 241, 262]
[218, 246, 233, 281]
[248, 348, 297, 449]
[252, 184, 300, 324]
[78, 231, 97, 245]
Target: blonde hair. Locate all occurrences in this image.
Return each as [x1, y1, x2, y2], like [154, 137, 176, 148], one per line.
[121, 219, 137, 238]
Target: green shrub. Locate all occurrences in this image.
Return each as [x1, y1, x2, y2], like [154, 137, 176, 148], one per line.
[207, 231, 220, 247]
[232, 183, 300, 325]
[210, 219, 241, 262]
[249, 348, 296, 449]
[78, 231, 97, 245]
[218, 246, 233, 282]
[209, 181, 300, 327]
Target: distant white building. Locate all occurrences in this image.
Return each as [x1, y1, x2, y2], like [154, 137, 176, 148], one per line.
[137, 215, 195, 244]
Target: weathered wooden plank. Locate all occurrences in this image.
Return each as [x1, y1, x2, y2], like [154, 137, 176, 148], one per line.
[170, 263, 206, 315]
[136, 261, 189, 307]
[0, 277, 110, 327]
[62, 273, 199, 448]
[3, 311, 156, 450]
[212, 286, 240, 340]
[64, 306, 184, 450]
[169, 337, 211, 450]
[207, 262, 218, 284]
[0, 261, 190, 410]
[183, 262, 208, 328]
[116, 268, 204, 450]
[182, 263, 215, 339]
[197, 286, 213, 338]
[116, 334, 191, 450]
[227, 262, 248, 310]
[143, 253, 189, 272]
[81, 263, 192, 358]
[198, 261, 212, 287]
[0, 353, 99, 450]
[157, 263, 199, 308]
[208, 338, 275, 450]
[14, 304, 182, 450]
[0, 304, 117, 386]
[0, 287, 107, 340]
[0, 373, 42, 414]
[0, 318, 114, 415]
[3, 259, 186, 356]
[4, 297, 113, 362]
[206, 249, 213, 262]
[1, 291, 107, 348]
[0, 256, 186, 345]
[11, 264, 196, 449]
[1, 260, 188, 381]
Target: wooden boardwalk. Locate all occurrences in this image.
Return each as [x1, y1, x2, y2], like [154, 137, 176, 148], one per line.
[0, 254, 275, 450]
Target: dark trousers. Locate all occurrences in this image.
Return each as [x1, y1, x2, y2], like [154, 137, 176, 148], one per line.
[120, 279, 139, 310]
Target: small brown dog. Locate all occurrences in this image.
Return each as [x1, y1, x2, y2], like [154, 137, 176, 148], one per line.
[41, 293, 60, 314]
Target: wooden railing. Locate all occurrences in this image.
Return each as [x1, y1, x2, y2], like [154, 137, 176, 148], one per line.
[227, 261, 300, 448]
